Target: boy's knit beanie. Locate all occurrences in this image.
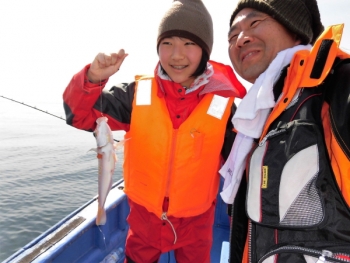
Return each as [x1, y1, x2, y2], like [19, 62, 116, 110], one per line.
[229, 0, 324, 44]
[157, 0, 213, 56]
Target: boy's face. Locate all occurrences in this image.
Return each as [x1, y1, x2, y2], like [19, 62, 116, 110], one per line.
[228, 8, 301, 83]
[158, 36, 202, 88]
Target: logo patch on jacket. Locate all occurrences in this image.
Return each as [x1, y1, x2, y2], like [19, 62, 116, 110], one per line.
[207, 95, 229, 119]
[136, 79, 152, 105]
[262, 166, 268, 188]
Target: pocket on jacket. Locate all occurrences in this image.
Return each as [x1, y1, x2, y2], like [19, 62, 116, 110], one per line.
[190, 129, 204, 160]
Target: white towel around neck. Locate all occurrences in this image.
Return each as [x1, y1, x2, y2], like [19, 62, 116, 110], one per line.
[220, 44, 311, 204]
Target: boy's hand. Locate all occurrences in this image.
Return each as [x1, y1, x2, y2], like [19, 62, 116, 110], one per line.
[87, 49, 128, 83]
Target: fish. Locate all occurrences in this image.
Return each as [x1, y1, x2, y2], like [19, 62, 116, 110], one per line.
[90, 116, 126, 225]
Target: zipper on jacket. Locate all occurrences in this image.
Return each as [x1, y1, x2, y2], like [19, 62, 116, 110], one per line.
[316, 250, 333, 263]
[259, 126, 287, 146]
[228, 203, 234, 262]
[161, 212, 177, 244]
[334, 253, 350, 262]
[258, 246, 350, 263]
[285, 88, 302, 110]
[248, 220, 253, 263]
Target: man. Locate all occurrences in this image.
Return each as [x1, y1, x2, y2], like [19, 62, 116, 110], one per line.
[220, 0, 350, 262]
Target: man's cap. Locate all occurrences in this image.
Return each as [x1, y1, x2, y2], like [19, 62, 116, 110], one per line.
[230, 0, 324, 44]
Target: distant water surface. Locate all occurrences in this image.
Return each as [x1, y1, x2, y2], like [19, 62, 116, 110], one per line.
[0, 100, 124, 261]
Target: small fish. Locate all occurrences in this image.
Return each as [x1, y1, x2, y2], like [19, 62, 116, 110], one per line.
[90, 116, 126, 225]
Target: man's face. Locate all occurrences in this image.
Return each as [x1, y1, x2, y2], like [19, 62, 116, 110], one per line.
[228, 8, 301, 83]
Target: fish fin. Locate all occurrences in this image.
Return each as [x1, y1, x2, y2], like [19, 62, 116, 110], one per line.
[88, 148, 97, 153]
[96, 206, 106, 225]
[114, 138, 131, 150]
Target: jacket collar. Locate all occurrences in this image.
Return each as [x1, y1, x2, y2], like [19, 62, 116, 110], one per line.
[154, 60, 247, 99]
[261, 24, 347, 139]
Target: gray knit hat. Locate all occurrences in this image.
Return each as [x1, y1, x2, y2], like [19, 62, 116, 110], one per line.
[229, 0, 324, 44]
[157, 0, 213, 56]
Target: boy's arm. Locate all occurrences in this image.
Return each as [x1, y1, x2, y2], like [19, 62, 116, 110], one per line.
[63, 64, 134, 132]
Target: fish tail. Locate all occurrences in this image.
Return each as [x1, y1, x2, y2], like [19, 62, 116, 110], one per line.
[96, 206, 107, 225]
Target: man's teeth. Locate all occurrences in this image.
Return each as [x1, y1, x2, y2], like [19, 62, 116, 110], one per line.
[244, 52, 255, 60]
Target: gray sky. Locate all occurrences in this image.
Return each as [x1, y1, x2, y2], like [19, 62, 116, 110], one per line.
[0, 0, 349, 113]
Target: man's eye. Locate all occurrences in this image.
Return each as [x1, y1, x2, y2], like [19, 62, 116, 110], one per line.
[251, 17, 269, 27]
[185, 42, 196, 45]
[228, 34, 238, 43]
[251, 20, 261, 27]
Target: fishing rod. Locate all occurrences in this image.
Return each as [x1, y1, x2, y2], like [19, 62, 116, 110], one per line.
[1, 95, 66, 121]
[1, 95, 121, 142]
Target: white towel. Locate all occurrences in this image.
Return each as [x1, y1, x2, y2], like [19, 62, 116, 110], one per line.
[220, 45, 311, 204]
[219, 133, 254, 204]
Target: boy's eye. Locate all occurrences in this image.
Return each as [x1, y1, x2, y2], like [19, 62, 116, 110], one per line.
[185, 41, 196, 46]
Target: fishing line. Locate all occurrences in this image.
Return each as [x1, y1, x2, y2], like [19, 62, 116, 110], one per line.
[97, 225, 108, 249]
[1, 95, 120, 142]
[1, 95, 66, 121]
[99, 73, 104, 117]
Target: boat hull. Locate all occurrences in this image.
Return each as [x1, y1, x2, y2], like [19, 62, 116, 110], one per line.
[3, 179, 230, 263]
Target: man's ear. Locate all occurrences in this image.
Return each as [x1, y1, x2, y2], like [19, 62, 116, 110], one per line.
[294, 34, 302, 45]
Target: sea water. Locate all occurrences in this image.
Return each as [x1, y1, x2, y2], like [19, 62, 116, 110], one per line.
[0, 100, 125, 261]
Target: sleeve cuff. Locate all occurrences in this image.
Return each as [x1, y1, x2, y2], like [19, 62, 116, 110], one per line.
[84, 64, 108, 88]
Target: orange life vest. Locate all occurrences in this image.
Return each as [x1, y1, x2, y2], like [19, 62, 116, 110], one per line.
[123, 76, 234, 218]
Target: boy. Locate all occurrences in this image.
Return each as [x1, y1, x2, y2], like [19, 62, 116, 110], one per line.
[63, 0, 246, 262]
